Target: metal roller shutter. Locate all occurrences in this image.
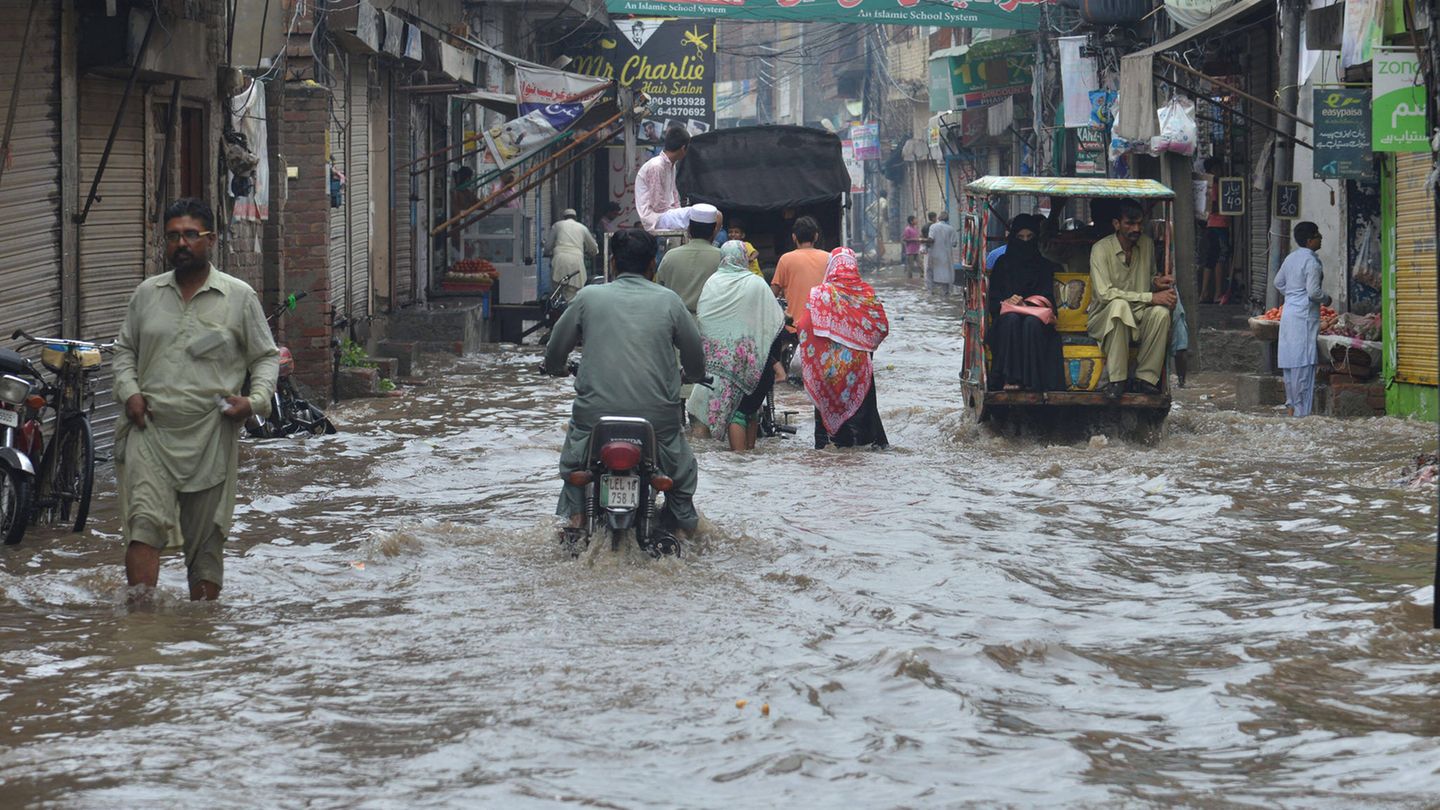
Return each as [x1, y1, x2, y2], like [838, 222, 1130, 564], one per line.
[1393, 151, 1437, 386]
[0, 0, 62, 342]
[1245, 25, 1273, 310]
[329, 81, 349, 315]
[394, 97, 413, 306]
[348, 58, 371, 318]
[77, 76, 148, 448]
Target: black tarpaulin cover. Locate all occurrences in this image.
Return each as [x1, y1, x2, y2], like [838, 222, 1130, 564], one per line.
[676, 125, 850, 213]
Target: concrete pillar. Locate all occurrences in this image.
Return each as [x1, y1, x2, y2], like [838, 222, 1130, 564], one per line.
[278, 82, 335, 401]
[1161, 152, 1199, 364]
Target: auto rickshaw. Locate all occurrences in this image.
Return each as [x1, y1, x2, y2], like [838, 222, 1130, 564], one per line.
[958, 176, 1178, 440]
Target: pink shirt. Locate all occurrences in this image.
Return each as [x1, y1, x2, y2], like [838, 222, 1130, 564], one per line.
[634, 152, 681, 232]
[902, 225, 921, 255]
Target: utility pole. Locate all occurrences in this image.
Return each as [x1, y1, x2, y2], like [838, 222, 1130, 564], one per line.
[1265, 0, 1303, 310]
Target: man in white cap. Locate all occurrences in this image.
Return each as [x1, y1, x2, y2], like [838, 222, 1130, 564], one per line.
[543, 207, 598, 300]
[654, 203, 723, 317]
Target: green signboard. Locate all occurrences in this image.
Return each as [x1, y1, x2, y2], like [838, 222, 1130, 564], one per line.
[1372, 49, 1428, 153]
[1313, 88, 1371, 179]
[603, 0, 1045, 29]
[948, 45, 1034, 109]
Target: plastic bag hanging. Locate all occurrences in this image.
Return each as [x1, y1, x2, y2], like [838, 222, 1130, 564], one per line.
[1151, 97, 1198, 156]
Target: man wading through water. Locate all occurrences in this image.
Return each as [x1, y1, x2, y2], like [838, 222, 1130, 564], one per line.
[113, 198, 279, 601]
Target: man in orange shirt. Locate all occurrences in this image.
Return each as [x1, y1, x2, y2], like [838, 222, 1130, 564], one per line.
[771, 216, 829, 329]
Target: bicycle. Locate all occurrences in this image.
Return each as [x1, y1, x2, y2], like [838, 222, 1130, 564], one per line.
[11, 329, 113, 532]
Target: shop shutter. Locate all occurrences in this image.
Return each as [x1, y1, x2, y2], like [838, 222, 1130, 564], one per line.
[347, 58, 371, 318]
[77, 76, 149, 449]
[0, 0, 62, 342]
[1393, 151, 1438, 386]
[393, 97, 414, 306]
[328, 77, 349, 314]
[1245, 24, 1273, 309]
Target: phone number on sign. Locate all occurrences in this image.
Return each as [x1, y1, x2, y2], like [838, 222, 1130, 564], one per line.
[651, 97, 709, 118]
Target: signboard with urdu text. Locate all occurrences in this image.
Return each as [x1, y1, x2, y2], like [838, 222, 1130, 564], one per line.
[1273, 182, 1302, 220]
[850, 123, 881, 161]
[603, 0, 1045, 29]
[1313, 88, 1371, 178]
[1217, 177, 1245, 216]
[1372, 49, 1429, 152]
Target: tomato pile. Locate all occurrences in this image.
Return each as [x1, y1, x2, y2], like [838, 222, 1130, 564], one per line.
[449, 258, 498, 279]
[1260, 304, 1337, 322]
[1259, 304, 1380, 340]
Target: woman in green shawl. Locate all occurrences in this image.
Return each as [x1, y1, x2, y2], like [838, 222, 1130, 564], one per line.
[686, 240, 788, 451]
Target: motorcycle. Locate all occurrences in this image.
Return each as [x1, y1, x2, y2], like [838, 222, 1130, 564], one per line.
[551, 361, 711, 559]
[757, 305, 800, 439]
[245, 292, 337, 438]
[0, 349, 41, 545]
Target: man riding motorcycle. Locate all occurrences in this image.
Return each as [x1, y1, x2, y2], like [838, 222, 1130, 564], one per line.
[543, 228, 707, 539]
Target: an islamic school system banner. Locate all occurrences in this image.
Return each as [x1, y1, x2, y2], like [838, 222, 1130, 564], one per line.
[603, 0, 1045, 29]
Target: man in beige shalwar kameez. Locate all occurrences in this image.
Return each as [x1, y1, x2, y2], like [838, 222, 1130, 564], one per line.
[113, 198, 279, 601]
[1086, 199, 1174, 400]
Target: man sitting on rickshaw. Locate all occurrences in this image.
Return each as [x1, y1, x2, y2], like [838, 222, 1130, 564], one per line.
[1087, 199, 1175, 400]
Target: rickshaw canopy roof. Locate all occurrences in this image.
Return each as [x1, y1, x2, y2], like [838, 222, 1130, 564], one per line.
[965, 176, 1175, 199]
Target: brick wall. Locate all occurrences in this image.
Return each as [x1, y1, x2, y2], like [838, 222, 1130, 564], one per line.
[279, 82, 336, 400]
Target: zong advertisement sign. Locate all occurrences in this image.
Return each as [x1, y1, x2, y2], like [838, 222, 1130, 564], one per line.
[1372, 49, 1428, 153]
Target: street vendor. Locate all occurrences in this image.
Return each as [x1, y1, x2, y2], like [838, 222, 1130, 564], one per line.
[1275, 221, 1330, 417]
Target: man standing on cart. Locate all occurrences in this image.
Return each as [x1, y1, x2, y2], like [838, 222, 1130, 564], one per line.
[1087, 199, 1174, 400]
[634, 128, 698, 233]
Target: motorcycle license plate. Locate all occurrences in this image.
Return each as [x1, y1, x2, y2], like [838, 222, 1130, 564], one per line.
[0, 410, 17, 429]
[600, 474, 639, 509]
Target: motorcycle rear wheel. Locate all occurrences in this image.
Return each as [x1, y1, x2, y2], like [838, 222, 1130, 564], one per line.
[1, 466, 33, 545]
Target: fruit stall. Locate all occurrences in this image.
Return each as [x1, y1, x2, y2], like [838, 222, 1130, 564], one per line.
[1249, 305, 1384, 383]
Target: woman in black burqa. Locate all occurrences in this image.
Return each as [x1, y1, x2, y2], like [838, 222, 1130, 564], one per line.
[987, 214, 1064, 391]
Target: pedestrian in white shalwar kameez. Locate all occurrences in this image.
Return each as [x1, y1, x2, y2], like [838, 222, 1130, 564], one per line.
[1274, 221, 1329, 417]
[926, 211, 957, 296]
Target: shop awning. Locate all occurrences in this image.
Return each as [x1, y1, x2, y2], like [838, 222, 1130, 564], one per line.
[1115, 0, 1270, 140]
[453, 89, 519, 117]
[966, 176, 1175, 199]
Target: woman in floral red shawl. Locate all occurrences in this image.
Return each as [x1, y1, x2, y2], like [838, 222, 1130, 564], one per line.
[795, 248, 890, 449]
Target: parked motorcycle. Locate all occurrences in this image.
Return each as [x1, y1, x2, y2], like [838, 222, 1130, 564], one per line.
[0, 349, 40, 545]
[551, 361, 711, 559]
[245, 292, 337, 438]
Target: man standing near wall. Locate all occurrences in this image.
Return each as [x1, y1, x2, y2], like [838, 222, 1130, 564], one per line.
[112, 198, 280, 601]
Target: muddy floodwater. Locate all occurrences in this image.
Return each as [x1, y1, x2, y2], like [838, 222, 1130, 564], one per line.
[2, 279, 1437, 807]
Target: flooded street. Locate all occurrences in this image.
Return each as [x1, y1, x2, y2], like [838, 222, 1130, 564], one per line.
[2, 277, 1437, 807]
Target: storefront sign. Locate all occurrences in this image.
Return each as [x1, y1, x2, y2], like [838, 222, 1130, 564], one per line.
[1217, 177, 1245, 216]
[1313, 88, 1371, 179]
[1273, 181, 1302, 220]
[603, 0, 1045, 30]
[1074, 127, 1106, 176]
[851, 123, 880, 161]
[841, 139, 865, 193]
[484, 68, 609, 169]
[948, 45, 1034, 110]
[1372, 49, 1429, 152]
[570, 19, 716, 144]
